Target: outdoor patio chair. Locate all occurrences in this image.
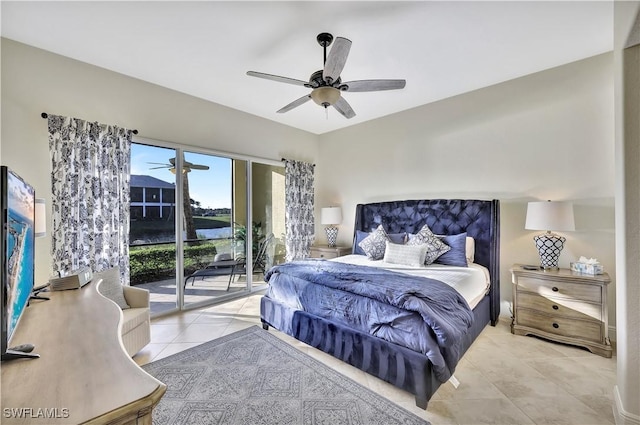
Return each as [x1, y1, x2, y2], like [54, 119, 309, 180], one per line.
[184, 252, 238, 291]
[233, 233, 274, 282]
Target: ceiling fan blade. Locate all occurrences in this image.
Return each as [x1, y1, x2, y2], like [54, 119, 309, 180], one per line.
[247, 71, 308, 87]
[277, 95, 312, 113]
[341, 79, 406, 92]
[189, 164, 210, 170]
[323, 37, 351, 84]
[333, 97, 356, 119]
[149, 166, 171, 170]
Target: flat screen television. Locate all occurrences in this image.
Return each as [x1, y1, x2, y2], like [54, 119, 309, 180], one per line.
[0, 166, 39, 361]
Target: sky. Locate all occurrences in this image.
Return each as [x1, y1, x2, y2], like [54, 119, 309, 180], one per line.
[8, 170, 35, 221]
[130, 143, 232, 209]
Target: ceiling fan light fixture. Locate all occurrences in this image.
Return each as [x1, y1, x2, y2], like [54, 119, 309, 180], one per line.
[310, 86, 341, 107]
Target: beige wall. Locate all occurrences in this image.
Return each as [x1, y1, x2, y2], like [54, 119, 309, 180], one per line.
[0, 38, 319, 284]
[615, 1, 640, 422]
[316, 53, 616, 330]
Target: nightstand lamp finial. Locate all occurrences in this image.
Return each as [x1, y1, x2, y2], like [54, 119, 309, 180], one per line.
[321, 206, 342, 248]
[525, 200, 575, 270]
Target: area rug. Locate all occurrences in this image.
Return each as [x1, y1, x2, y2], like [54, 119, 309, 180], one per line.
[142, 325, 430, 425]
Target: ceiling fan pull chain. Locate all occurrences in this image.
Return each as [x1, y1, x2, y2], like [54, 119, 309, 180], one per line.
[325, 106, 329, 120]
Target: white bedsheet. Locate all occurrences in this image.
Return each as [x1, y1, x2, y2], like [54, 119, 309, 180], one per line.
[330, 254, 491, 309]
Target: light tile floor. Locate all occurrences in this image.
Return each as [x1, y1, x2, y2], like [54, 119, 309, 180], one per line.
[134, 294, 617, 425]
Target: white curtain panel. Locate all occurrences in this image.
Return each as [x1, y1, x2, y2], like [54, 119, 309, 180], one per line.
[284, 159, 315, 261]
[47, 115, 132, 282]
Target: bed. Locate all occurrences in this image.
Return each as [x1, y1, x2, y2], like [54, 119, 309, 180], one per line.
[260, 199, 500, 409]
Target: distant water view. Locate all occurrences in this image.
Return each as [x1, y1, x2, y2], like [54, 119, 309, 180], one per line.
[196, 227, 232, 239]
[131, 226, 232, 245]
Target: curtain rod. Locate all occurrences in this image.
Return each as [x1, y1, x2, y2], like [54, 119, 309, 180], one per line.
[41, 112, 139, 135]
[281, 157, 315, 166]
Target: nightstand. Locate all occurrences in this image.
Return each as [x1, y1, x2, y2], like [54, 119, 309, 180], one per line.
[511, 264, 612, 358]
[309, 246, 351, 259]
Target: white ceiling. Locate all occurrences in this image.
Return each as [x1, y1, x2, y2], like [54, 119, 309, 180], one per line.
[1, 1, 613, 135]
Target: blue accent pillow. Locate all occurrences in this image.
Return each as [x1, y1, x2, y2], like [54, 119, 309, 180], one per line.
[388, 232, 406, 245]
[435, 232, 468, 267]
[354, 230, 405, 255]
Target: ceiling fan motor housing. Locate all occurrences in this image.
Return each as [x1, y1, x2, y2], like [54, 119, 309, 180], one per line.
[308, 70, 342, 88]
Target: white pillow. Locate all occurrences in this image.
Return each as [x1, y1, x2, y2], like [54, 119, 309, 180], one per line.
[383, 241, 428, 267]
[95, 267, 130, 310]
[466, 236, 475, 263]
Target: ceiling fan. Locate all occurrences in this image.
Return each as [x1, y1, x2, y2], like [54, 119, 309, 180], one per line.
[148, 157, 209, 174]
[247, 32, 406, 119]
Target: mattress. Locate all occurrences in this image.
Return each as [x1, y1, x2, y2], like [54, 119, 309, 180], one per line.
[331, 254, 491, 309]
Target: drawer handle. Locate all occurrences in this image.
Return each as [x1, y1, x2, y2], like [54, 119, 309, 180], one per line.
[552, 323, 559, 329]
[552, 287, 559, 292]
[552, 305, 559, 310]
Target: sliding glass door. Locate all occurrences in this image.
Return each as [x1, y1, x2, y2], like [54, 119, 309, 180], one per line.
[129, 143, 179, 315]
[129, 140, 283, 315]
[181, 151, 247, 308]
[250, 162, 286, 288]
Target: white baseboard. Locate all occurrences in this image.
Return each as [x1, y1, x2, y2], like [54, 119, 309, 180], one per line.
[609, 325, 617, 342]
[614, 386, 640, 425]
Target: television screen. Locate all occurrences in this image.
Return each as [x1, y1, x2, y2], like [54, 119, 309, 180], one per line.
[1, 166, 35, 358]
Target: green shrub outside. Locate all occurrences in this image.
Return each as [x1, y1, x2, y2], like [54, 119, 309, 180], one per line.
[129, 242, 218, 285]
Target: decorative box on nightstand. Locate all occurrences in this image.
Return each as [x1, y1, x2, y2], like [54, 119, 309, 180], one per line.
[510, 264, 612, 358]
[309, 246, 351, 259]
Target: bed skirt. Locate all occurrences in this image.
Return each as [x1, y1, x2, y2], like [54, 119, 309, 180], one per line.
[260, 293, 491, 409]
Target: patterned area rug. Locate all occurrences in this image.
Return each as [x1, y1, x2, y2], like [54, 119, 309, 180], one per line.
[143, 325, 429, 425]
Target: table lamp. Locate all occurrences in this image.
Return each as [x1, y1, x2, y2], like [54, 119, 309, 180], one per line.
[321, 206, 342, 248]
[525, 200, 575, 270]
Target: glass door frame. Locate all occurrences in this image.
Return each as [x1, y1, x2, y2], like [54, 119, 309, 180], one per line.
[133, 136, 282, 317]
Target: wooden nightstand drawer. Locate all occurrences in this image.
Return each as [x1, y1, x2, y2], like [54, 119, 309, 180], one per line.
[510, 265, 612, 358]
[516, 292, 602, 322]
[517, 309, 603, 343]
[516, 276, 601, 303]
[309, 246, 351, 259]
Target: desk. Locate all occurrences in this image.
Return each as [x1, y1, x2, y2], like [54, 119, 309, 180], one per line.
[0, 280, 166, 424]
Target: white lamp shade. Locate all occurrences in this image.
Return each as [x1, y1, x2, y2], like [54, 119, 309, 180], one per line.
[525, 201, 575, 232]
[321, 207, 342, 225]
[35, 198, 46, 237]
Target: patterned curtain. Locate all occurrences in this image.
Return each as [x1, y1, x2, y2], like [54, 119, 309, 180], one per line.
[284, 159, 315, 261]
[47, 115, 132, 282]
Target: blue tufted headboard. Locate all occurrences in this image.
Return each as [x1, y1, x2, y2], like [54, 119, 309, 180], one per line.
[353, 199, 500, 324]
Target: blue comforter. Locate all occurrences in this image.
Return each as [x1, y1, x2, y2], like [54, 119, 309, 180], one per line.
[264, 259, 474, 382]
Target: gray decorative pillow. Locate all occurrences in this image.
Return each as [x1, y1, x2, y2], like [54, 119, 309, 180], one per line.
[358, 225, 389, 260]
[407, 224, 451, 265]
[95, 266, 130, 310]
[383, 241, 428, 267]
